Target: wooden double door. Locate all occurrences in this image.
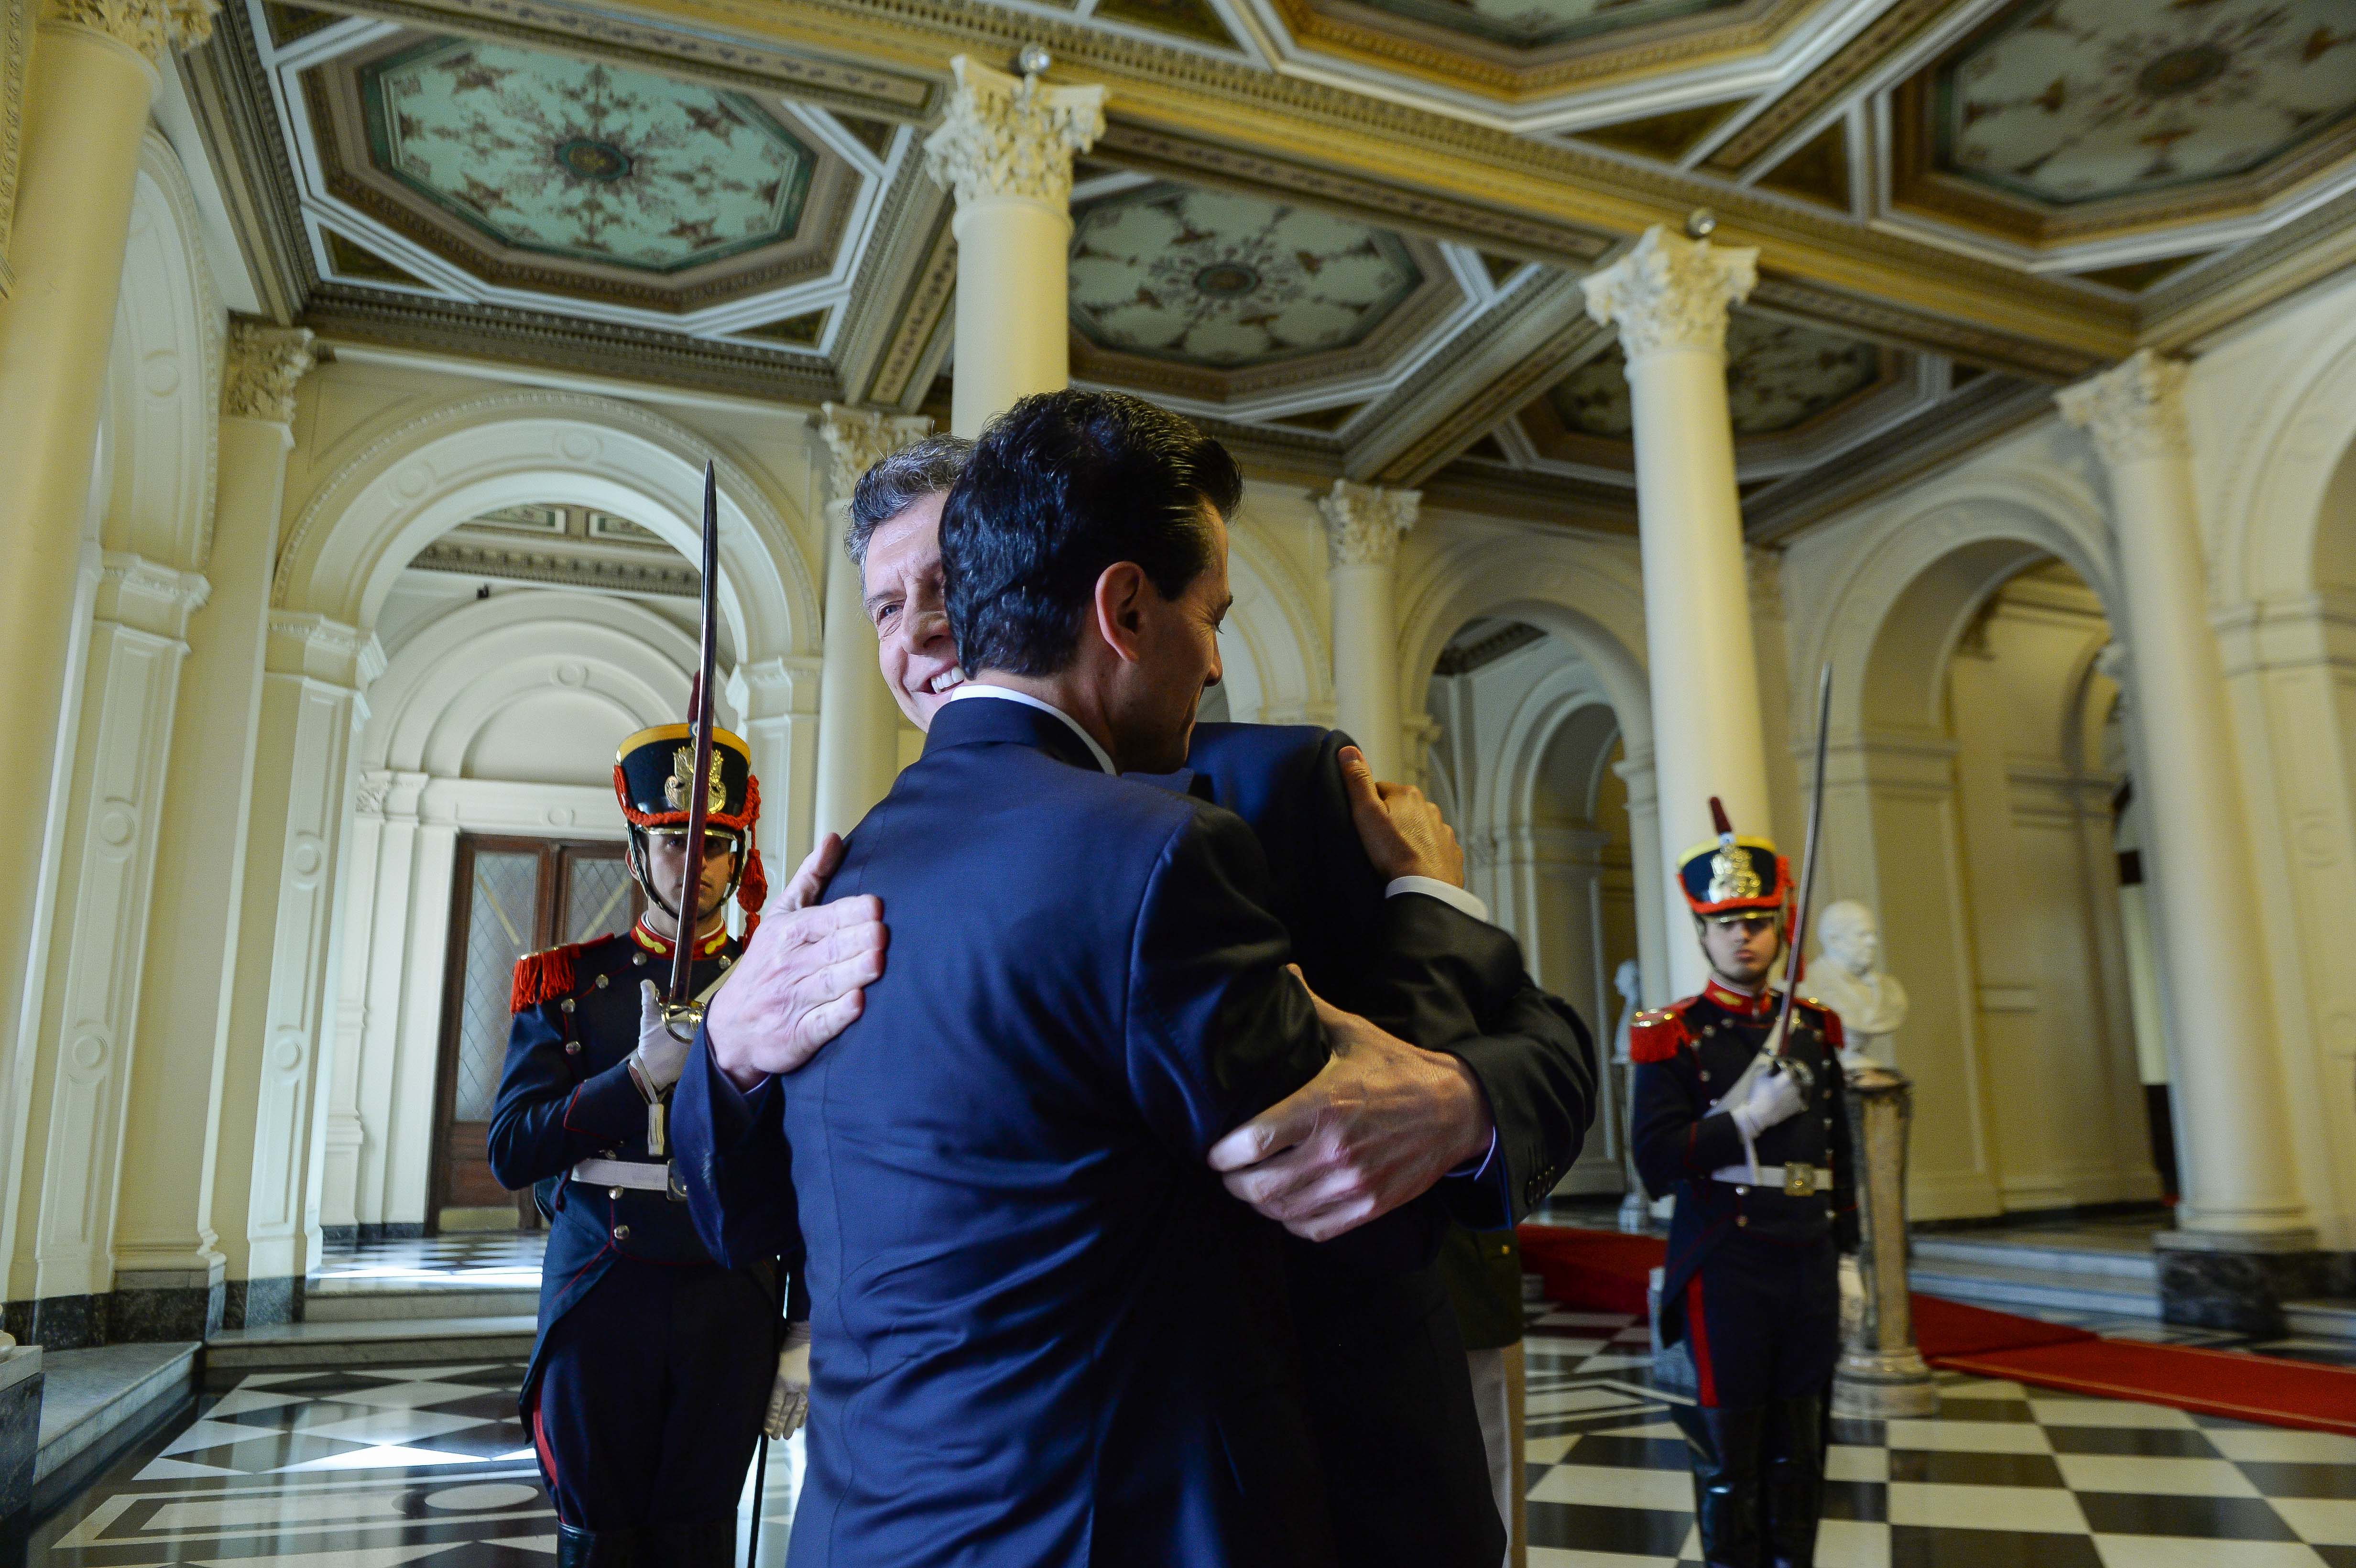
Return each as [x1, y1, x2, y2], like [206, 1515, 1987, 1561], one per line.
[431, 836, 642, 1231]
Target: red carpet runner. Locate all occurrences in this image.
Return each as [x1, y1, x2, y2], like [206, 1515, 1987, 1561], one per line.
[1516, 1225, 2356, 1435]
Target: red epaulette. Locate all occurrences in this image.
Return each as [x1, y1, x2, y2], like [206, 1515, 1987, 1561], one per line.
[511, 943, 584, 1013]
[1628, 1000, 1695, 1064]
[1796, 996, 1845, 1050]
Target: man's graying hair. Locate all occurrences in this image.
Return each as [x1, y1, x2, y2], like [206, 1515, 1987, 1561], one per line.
[845, 435, 972, 565]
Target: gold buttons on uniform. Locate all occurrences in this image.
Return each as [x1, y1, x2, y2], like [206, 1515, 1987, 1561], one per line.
[565, 1041, 581, 1056]
[1737, 1215, 1748, 1227]
[633, 952, 648, 966]
[596, 974, 610, 989]
[608, 1186, 623, 1200]
[613, 1224, 631, 1242]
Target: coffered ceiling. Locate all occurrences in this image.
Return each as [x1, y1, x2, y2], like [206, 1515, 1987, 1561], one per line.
[183, 0, 2356, 544]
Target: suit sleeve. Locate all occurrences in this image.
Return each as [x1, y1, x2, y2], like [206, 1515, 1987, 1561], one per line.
[1125, 806, 1331, 1158]
[671, 1028, 806, 1276]
[1309, 732, 1600, 1230]
[485, 1002, 646, 1190]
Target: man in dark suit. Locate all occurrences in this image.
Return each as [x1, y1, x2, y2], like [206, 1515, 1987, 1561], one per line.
[679, 416, 1595, 1566]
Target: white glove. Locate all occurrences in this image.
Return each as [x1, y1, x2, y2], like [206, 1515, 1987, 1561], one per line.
[1728, 1066, 1807, 1142]
[632, 979, 691, 1093]
[765, 1320, 812, 1438]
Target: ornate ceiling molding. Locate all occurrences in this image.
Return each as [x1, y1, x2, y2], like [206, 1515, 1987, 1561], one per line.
[294, 0, 2135, 367]
[300, 285, 842, 400]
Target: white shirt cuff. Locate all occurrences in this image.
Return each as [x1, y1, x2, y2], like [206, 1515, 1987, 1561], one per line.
[1385, 876, 1489, 925]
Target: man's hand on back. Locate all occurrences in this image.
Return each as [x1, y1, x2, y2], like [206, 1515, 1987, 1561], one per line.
[705, 832, 889, 1090]
[1338, 745, 1465, 887]
[1207, 972, 1495, 1242]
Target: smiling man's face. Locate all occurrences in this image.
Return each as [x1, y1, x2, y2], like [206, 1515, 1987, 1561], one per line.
[862, 491, 962, 730]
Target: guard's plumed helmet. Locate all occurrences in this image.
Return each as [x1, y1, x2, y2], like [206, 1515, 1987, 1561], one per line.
[1676, 796, 1789, 925]
[612, 723, 768, 935]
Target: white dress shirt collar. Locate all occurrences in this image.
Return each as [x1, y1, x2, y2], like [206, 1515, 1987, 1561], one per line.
[947, 683, 1117, 776]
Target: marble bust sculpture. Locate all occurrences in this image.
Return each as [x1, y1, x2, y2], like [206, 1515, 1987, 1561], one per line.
[1809, 900, 1908, 1066]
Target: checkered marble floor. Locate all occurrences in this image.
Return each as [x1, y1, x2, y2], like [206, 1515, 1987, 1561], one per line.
[308, 1234, 548, 1295]
[30, 1360, 806, 1567]
[29, 1307, 2356, 1566]
[1521, 1306, 2356, 1568]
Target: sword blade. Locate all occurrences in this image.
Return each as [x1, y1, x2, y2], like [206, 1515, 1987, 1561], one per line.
[670, 461, 722, 1004]
[1771, 662, 1835, 1059]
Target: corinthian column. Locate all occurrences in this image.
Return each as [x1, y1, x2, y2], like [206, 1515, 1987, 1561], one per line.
[1582, 227, 1771, 998]
[1318, 481, 1419, 779]
[2058, 354, 2311, 1274]
[814, 405, 932, 838]
[115, 324, 312, 1339]
[0, 0, 218, 1250]
[924, 54, 1104, 436]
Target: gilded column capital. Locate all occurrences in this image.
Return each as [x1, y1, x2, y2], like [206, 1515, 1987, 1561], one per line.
[1318, 479, 1420, 568]
[2056, 349, 2190, 470]
[818, 403, 935, 509]
[921, 54, 1105, 211]
[221, 320, 315, 425]
[39, 0, 216, 61]
[1580, 226, 1758, 360]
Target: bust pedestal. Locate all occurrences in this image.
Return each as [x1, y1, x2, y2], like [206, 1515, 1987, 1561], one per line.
[1832, 1064, 1937, 1418]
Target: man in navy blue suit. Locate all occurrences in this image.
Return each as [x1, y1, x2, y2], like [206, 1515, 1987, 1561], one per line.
[677, 398, 1595, 1566]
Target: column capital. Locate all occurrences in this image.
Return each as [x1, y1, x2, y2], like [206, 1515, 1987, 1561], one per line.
[1318, 479, 1419, 568]
[40, 0, 217, 61]
[1581, 226, 1758, 359]
[221, 320, 316, 425]
[2056, 349, 2190, 469]
[817, 403, 935, 508]
[922, 54, 1105, 211]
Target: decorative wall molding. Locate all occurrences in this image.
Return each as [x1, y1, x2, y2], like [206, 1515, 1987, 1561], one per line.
[2057, 350, 2191, 471]
[922, 55, 1106, 210]
[221, 321, 316, 425]
[0, 0, 26, 296]
[1319, 479, 1419, 567]
[41, 0, 216, 63]
[1581, 228, 1757, 361]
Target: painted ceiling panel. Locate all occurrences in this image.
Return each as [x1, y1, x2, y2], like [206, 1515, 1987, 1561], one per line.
[1342, 0, 1742, 50]
[1546, 312, 1883, 439]
[1936, 0, 2356, 206]
[1070, 185, 1424, 369]
[360, 40, 818, 272]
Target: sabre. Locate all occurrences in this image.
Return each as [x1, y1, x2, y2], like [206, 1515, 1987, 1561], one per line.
[665, 461, 722, 1039]
[1768, 662, 1835, 1075]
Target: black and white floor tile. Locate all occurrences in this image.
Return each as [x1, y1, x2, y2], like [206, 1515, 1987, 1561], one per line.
[24, 1266, 2356, 1566]
[309, 1236, 547, 1294]
[31, 1360, 806, 1567]
[1522, 1307, 2356, 1567]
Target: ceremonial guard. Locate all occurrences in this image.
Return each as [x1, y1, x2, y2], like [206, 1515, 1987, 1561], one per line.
[1630, 802, 1856, 1568]
[489, 722, 779, 1568]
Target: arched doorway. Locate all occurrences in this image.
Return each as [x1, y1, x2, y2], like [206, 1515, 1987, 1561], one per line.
[1423, 617, 1643, 1203]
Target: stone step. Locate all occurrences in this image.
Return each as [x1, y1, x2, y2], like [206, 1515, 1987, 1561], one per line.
[1909, 1234, 2159, 1283]
[1907, 1256, 2159, 1319]
[205, 1315, 537, 1381]
[2284, 1297, 2356, 1344]
[33, 1341, 199, 1510]
[302, 1285, 540, 1323]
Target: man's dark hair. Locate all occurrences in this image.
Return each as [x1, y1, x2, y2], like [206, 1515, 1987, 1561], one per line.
[943, 391, 1240, 677]
[846, 434, 972, 566]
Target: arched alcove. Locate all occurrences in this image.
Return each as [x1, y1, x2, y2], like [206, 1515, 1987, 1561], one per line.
[334, 590, 715, 1237]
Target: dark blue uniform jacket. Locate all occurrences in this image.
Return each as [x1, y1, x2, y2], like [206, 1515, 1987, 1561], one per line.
[1630, 981, 1858, 1347]
[487, 926, 747, 1409]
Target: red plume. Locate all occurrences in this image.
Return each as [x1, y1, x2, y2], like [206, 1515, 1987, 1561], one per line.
[1709, 796, 1734, 838]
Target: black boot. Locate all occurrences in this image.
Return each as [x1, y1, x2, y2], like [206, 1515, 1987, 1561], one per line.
[1671, 1402, 1767, 1568]
[648, 1515, 738, 1568]
[1762, 1392, 1828, 1568]
[557, 1523, 645, 1568]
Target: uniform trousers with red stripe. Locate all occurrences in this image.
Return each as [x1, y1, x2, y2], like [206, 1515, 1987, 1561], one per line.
[1680, 1234, 1840, 1410]
[530, 1259, 775, 1533]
